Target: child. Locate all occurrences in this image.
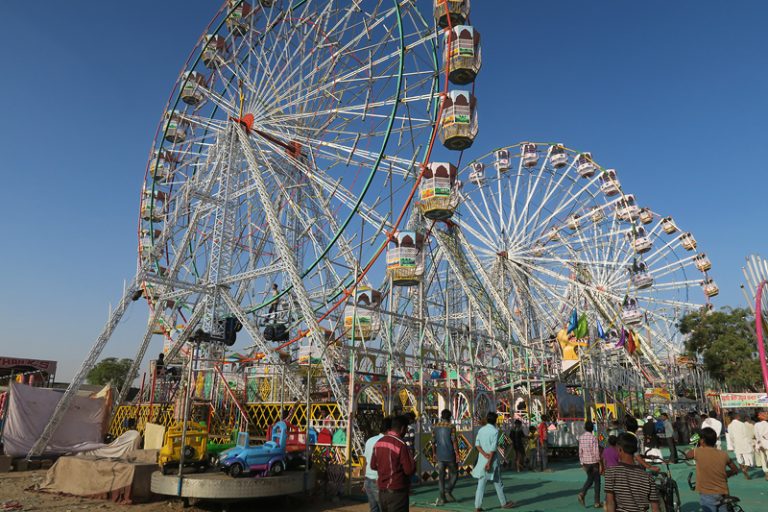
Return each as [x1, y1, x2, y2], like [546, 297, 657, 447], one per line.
[526, 426, 538, 470]
[602, 435, 620, 470]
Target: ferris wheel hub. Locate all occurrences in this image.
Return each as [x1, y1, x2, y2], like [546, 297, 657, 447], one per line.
[231, 113, 255, 134]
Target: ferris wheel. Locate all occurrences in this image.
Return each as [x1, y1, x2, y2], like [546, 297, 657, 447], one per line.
[131, 0, 443, 410]
[139, 0, 437, 352]
[444, 143, 715, 378]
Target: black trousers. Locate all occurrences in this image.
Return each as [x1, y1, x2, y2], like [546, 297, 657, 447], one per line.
[379, 489, 409, 512]
[579, 463, 601, 504]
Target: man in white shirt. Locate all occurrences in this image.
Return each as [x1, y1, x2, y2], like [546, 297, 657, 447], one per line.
[702, 410, 723, 449]
[363, 417, 391, 512]
[726, 411, 753, 479]
[754, 410, 768, 480]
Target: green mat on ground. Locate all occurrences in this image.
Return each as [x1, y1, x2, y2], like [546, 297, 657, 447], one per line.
[408, 455, 768, 512]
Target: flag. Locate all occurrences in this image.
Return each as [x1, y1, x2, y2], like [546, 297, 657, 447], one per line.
[597, 320, 606, 339]
[627, 330, 636, 354]
[567, 308, 578, 333]
[615, 329, 626, 348]
[574, 314, 589, 339]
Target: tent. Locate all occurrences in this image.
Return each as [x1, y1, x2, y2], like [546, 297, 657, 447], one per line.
[1, 382, 108, 457]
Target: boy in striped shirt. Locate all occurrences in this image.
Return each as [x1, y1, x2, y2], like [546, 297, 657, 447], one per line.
[605, 433, 660, 512]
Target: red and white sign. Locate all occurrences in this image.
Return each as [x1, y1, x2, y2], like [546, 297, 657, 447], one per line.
[0, 357, 57, 374]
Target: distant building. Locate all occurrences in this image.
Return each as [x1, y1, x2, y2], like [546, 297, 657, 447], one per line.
[0, 357, 57, 386]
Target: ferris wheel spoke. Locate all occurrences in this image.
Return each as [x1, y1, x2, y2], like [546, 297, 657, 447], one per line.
[459, 197, 502, 250]
[512, 155, 573, 241]
[261, 6, 402, 114]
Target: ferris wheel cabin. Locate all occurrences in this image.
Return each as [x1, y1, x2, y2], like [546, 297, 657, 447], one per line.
[639, 208, 654, 225]
[631, 262, 654, 289]
[680, 232, 697, 251]
[343, 287, 382, 341]
[694, 253, 712, 272]
[549, 144, 568, 169]
[150, 149, 176, 183]
[434, 0, 470, 29]
[494, 149, 511, 172]
[576, 152, 596, 178]
[387, 231, 426, 287]
[140, 189, 167, 222]
[661, 216, 678, 234]
[469, 162, 485, 186]
[547, 226, 560, 241]
[139, 229, 163, 255]
[419, 162, 459, 220]
[164, 111, 189, 144]
[616, 194, 640, 222]
[181, 71, 207, 106]
[226, 0, 253, 36]
[444, 25, 481, 85]
[521, 143, 538, 168]
[439, 90, 478, 151]
[631, 226, 652, 254]
[600, 169, 621, 196]
[702, 278, 719, 298]
[567, 213, 581, 231]
[590, 206, 606, 223]
[621, 298, 643, 325]
[201, 34, 228, 68]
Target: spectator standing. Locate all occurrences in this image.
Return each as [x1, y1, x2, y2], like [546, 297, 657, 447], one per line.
[577, 421, 602, 508]
[510, 419, 526, 472]
[754, 410, 768, 480]
[370, 416, 415, 512]
[432, 409, 459, 505]
[686, 427, 739, 512]
[537, 414, 550, 472]
[726, 411, 753, 479]
[602, 435, 620, 469]
[471, 412, 515, 511]
[673, 416, 684, 445]
[702, 411, 723, 449]
[658, 413, 677, 463]
[526, 426, 537, 470]
[364, 417, 392, 512]
[641, 415, 656, 455]
[605, 433, 660, 512]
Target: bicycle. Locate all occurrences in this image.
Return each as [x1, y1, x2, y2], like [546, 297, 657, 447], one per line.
[687, 471, 745, 512]
[642, 454, 681, 512]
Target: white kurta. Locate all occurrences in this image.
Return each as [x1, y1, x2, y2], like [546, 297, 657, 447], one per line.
[727, 419, 753, 455]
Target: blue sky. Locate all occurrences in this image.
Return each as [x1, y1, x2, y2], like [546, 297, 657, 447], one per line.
[0, 1, 765, 381]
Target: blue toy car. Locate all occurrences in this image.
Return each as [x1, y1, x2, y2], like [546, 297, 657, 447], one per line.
[220, 421, 288, 478]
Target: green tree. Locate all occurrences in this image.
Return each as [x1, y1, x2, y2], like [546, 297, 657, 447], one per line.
[86, 357, 136, 387]
[678, 307, 762, 391]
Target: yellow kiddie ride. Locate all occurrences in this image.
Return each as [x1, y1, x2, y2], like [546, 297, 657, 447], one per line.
[158, 423, 209, 475]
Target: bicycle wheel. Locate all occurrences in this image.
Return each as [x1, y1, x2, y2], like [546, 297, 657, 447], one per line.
[668, 480, 681, 512]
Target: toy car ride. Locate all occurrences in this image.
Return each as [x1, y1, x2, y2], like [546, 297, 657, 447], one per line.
[219, 421, 288, 477]
[267, 420, 317, 469]
[158, 423, 209, 475]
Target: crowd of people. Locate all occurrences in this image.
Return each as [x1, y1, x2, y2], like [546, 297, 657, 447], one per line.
[575, 409, 768, 511]
[361, 409, 768, 512]
[364, 410, 515, 512]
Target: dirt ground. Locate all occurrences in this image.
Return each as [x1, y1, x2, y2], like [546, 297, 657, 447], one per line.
[0, 470, 436, 512]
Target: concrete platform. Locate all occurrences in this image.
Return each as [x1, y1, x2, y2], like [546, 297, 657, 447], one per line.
[151, 468, 316, 500]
